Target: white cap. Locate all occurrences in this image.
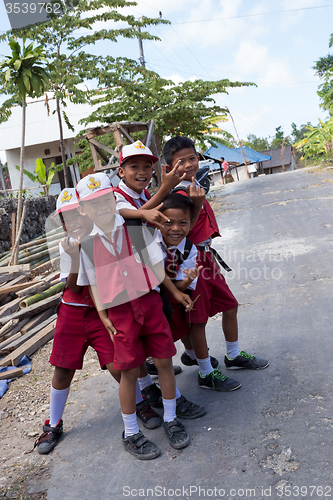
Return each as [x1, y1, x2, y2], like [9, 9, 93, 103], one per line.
[119, 140, 158, 166]
[75, 173, 113, 202]
[54, 188, 79, 216]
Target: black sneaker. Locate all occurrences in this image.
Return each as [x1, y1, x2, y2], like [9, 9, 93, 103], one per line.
[224, 351, 269, 370]
[181, 352, 219, 369]
[176, 395, 206, 419]
[136, 400, 163, 429]
[34, 419, 63, 455]
[163, 419, 190, 450]
[145, 358, 182, 376]
[141, 383, 163, 408]
[198, 369, 241, 392]
[122, 431, 161, 460]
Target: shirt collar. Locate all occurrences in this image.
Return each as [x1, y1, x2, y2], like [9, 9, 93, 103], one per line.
[177, 179, 200, 189]
[90, 213, 124, 241]
[161, 237, 186, 253]
[119, 179, 146, 200]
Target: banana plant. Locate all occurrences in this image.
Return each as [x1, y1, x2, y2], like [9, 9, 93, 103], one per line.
[15, 158, 55, 195]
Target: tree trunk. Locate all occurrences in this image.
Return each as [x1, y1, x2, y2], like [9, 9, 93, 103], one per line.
[14, 98, 26, 265]
[56, 97, 69, 188]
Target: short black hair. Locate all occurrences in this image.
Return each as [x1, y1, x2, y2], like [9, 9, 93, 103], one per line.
[160, 193, 194, 220]
[221, 157, 224, 161]
[163, 136, 196, 166]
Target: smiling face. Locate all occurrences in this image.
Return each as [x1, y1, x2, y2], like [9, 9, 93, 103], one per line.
[170, 147, 199, 181]
[118, 155, 154, 194]
[159, 208, 193, 247]
[61, 209, 93, 240]
[78, 191, 116, 233]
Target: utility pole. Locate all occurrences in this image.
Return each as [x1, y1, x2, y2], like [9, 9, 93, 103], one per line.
[226, 107, 250, 178]
[137, 26, 146, 67]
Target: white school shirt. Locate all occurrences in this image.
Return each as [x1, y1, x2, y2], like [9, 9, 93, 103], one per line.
[160, 235, 198, 290]
[59, 238, 87, 307]
[77, 214, 164, 289]
[115, 180, 150, 211]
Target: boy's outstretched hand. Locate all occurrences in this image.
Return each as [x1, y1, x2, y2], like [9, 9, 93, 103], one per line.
[187, 177, 205, 207]
[140, 203, 170, 229]
[173, 289, 193, 311]
[161, 160, 187, 191]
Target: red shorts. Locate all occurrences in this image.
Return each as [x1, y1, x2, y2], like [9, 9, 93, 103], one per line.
[49, 303, 114, 370]
[165, 291, 190, 342]
[108, 291, 177, 371]
[189, 249, 238, 324]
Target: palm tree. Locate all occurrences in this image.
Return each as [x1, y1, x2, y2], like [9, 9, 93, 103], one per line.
[0, 37, 50, 264]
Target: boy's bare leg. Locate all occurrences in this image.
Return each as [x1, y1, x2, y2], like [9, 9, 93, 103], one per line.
[152, 358, 175, 400]
[180, 332, 193, 350]
[52, 367, 75, 390]
[105, 362, 121, 383]
[189, 323, 209, 360]
[119, 367, 139, 415]
[222, 307, 238, 342]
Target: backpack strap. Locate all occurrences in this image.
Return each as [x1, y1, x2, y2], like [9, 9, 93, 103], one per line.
[80, 235, 95, 266]
[175, 238, 193, 268]
[113, 187, 138, 209]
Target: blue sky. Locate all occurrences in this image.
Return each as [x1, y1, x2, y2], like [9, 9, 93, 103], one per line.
[0, 0, 333, 145]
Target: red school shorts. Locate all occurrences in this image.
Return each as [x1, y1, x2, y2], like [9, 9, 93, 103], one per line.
[188, 248, 238, 324]
[108, 291, 177, 371]
[165, 289, 190, 342]
[49, 303, 114, 370]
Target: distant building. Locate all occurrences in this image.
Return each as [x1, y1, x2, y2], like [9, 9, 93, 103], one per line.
[257, 145, 296, 175]
[0, 94, 98, 196]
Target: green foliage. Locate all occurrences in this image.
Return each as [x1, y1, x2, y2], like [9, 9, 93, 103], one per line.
[294, 118, 333, 161]
[243, 133, 268, 152]
[270, 126, 290, 149]
[0, 37, 50, 103]
[71, 63, 254, 171]
[15, 158, 55, 195]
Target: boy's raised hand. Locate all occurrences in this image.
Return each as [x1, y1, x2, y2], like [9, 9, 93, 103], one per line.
[61, 237, 80, 258]
[161, 160, 187, 191]
[140, 204, 170, 229]
[186, 177, 205, 207]
[183, 263, 203, 283]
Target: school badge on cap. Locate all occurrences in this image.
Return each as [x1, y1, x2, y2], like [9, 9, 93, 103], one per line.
[54, 188, 79, 216]
[75, 172, 114, 202]
[119, 140, 159, 166]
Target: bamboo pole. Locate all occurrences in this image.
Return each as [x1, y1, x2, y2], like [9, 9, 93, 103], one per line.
[9, 203, 27, 266]
[19, 281, 65, 308]
[11, 213, 15, 250]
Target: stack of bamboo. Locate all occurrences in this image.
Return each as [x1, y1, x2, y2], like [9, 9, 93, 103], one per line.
[0, 227, 67, 381]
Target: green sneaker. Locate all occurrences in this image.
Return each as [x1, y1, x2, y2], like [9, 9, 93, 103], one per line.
[198, 369, 241, 391]
[224, 351, 269, 370]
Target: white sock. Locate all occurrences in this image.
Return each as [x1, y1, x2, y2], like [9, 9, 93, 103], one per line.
[162, 398, 177, 422]
[185, 349, 196, 360]
[197, 357, 214, 377]
[138, 374, 153, 391]
[175, 386, 181, 400]
[135, 381, 143, 405]
[50, 385, 70, 428]
[122, 412, 140, 438]
[226, 341, 240, 360]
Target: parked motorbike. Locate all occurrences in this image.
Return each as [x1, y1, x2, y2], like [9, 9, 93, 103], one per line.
[196, 164, 211, 194]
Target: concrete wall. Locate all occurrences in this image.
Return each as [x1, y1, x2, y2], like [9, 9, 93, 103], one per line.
[0, 195, 56, 254]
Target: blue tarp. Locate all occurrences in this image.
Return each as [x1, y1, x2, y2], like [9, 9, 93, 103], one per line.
[204, 144, 271, 164]
[0, 355, 32, 398]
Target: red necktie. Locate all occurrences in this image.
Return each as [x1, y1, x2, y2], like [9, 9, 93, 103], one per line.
[165, 249, 178, 279]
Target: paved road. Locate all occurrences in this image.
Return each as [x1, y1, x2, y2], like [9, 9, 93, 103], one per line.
[34, 168, 333, 500]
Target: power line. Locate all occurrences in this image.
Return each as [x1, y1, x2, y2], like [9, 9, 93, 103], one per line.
[172, 4, 333, 25]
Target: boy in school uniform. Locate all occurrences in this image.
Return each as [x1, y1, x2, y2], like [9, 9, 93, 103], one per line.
[34, 189, 162, 455]
[114, 142, 206, 420]
[163, 136, 269, 392]
[76, 174, 193, 460]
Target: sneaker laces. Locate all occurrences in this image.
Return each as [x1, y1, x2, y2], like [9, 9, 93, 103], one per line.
[26, 431, 51, 454]
[211, 369, 227, 381]
[239, 351, 254, 359]
[137, 405, 158, 420]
